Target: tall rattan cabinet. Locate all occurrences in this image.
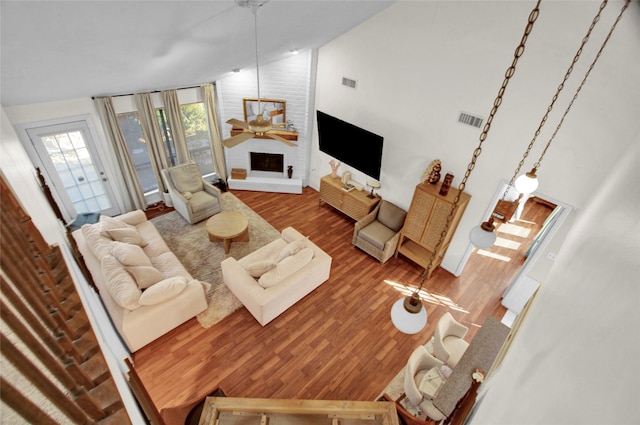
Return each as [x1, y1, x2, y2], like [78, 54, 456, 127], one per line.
[395, 181, 471, 278]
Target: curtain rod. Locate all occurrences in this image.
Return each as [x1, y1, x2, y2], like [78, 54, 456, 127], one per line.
[92, 82, 216, 99]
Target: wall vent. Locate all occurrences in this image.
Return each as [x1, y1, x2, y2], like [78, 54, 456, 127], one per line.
[342, 77, 357, 89]
[458, 112, 484, 128]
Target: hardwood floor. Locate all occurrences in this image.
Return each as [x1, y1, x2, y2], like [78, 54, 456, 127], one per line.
[133, 186, 553, 422]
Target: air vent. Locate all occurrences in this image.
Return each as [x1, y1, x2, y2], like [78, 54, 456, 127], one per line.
[342, 77, 357, 89]
[458, 112, 484, 128]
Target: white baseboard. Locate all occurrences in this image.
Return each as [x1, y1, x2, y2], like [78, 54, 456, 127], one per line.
[228, 176, 303, 194]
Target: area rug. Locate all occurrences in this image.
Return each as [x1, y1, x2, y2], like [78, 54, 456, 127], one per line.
[150, 192, 280, 328]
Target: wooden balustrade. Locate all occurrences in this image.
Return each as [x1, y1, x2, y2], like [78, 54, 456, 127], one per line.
[0, 174, 132, 424]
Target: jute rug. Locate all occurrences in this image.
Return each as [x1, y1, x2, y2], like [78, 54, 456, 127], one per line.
[150, 192, 280, 328]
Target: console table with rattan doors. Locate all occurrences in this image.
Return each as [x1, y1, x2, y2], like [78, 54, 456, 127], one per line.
[319, 174, 380, 221]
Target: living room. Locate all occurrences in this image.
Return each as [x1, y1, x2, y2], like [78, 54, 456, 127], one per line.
[1, 1, 639, 424]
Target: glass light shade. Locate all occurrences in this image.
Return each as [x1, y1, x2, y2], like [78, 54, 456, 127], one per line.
[391, 297, 427, 334]
[469, 224, 497, 249]
[515, 171, 539, 194]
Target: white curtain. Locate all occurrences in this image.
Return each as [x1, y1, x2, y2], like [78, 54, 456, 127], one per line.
[134, 93, 170, 193]
[203, 83, 227, 180]
[161, 90, 189, 164]
[93, 96, 146, 211]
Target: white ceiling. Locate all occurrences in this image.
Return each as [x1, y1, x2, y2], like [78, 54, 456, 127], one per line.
[0, 0, 394, 107]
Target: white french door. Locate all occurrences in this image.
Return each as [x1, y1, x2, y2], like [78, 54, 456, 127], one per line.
[26, 120, 121, 221]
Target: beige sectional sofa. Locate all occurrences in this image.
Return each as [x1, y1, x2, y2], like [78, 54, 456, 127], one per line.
[72, 210, 209, 352]
[221, 227, 332, 325]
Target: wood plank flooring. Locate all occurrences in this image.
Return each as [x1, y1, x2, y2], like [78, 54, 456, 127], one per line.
[132, 187, 553, 422]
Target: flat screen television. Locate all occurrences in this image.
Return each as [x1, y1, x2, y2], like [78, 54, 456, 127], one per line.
[316, 110, 384, 180]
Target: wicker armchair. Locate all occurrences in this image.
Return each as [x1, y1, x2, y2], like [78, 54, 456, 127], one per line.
[352, 200, 406, 263]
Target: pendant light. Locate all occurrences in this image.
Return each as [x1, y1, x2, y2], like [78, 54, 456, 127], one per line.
[515, 0, 629, 193]
[470, 0, 629, 249]
[392, 1, 542, 334]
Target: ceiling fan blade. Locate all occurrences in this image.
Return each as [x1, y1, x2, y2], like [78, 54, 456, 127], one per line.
[227, 118, 250, 130]
[222, 131, 255, 148]
[266, 132, 298, 147]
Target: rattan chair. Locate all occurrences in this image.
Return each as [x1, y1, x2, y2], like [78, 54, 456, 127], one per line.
[352, 200, 406, 263]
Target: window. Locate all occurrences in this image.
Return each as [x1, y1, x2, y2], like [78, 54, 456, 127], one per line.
[181, 102, 215, 176]
[155, 108, 178, 168]
[111, 88, 218, 196]
[116, 112, 158, 193]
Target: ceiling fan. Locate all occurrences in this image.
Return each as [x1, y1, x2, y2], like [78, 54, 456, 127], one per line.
[222, 0, 297, 149]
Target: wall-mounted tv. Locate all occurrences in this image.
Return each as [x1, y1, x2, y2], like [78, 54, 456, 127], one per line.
[316, 110, 384, 180]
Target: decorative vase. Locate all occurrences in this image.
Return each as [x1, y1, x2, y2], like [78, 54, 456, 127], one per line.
[287, 165, 293, 179]
[329, 160, 341, 178]
[439, 173, 454, 196]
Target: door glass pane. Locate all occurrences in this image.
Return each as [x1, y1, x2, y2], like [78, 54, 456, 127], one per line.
[181, 102, 214, 176]
[116, 112, 158, 193]
[40, 129, 112, 214]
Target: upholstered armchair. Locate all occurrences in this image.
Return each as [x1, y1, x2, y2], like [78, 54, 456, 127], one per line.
[433, 312, 470, 368]
[404, 345, 447, 422]
[352, 200, 407, 263]
[162, 162, 222, 224]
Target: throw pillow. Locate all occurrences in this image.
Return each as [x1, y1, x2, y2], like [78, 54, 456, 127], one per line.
[101, 254, 141, 310]
[81, 223, 112, 261]
[105, 227, 146, 246]
[169, 164, 203, 193]
[377, 201, 407, 232]
[182, 191, 193, 200]
[98, 215, 134, 236]
[125, 265, 164, 289]
[138, 276, 188, 306]
[259, 247, 314, 288]
[110, 241, 151, 266]
[276, 238, 308, 262]
[245, 260, 277, 278]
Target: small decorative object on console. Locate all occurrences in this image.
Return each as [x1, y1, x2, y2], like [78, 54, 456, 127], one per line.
[422, 159, 442, 185]
[287, 165, 293, 179]
[329, 160, 341, 178]
[367, 180, 381, 199]
[439, 173, 454, 196]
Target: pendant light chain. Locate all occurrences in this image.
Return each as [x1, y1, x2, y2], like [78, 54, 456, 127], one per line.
[501, 0, 608, 201]
[419, 1, 541, 284]
[532, 0, 629, 171]
[253, 5, 262, 112]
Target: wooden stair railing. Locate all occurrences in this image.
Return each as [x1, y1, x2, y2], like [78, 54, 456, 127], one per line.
[0, 174, 132, 424]
[124, 357, 165, 425]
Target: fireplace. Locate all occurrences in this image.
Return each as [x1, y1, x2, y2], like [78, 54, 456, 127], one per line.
[250, 152, 284, 173]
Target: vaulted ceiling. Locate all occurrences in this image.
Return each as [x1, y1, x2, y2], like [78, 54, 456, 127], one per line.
[0, 0, 394, 107]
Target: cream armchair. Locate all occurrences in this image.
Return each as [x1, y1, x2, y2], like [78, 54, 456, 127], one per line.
[352, 200, 406, 263]
[433, 312, 470, 368]
[162, 162, 222, 224]
[404, 346, 447, 421]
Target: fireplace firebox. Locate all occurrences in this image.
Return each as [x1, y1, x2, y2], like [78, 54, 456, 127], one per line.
[250, 152, 284, 173]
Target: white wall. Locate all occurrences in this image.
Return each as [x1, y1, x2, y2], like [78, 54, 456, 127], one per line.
[311, 1, 640, 273]
[469, 137, 640, 424]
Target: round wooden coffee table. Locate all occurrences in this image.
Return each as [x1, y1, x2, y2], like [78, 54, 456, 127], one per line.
[206, 211, 249, 254]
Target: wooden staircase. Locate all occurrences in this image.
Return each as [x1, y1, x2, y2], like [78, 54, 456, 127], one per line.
[0, 174, 132, 424]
